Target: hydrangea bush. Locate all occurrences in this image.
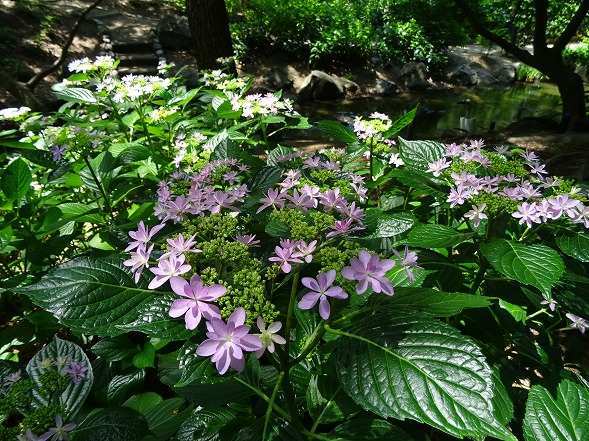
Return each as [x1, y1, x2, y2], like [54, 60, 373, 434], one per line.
[0, 56, 588, 440]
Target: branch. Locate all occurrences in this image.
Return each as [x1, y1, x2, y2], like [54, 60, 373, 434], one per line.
[533, 0, 548, 52]
[26, 0, 106, 90]
[453, 0, 537, 67]
[553, 0, 589, 53]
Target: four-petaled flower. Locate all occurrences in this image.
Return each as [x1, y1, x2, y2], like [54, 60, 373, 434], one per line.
[254, 317, 286, 358]
[566, 313, 589, 334]
[299, 270, 348, 320]
[148, 254, 191, 289]
[391, 246, 422, 283]
[196, 308, 263, 374]
[169, 274, 225, 329]
[268, 246, 303, 273]
[341, 250, 395, 295]
[61, 361, 89, 384]
[38, 415, 76, 441]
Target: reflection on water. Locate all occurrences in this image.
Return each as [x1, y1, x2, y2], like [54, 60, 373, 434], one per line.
[296, 83, 562, 139]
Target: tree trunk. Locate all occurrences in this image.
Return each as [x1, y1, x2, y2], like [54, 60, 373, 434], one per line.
[185, 0, 235, 72]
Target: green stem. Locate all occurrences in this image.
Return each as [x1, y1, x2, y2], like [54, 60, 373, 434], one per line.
[526, 308, 549, 321]
[470, 253, 490, 294]
[82, 156, 113, 217]
[282, 272, 303, 431]
[136, 106, 160, 174]
[289, 323, 326, 367]
[234, 377, 291, 422]
[263, 371, 286, 440]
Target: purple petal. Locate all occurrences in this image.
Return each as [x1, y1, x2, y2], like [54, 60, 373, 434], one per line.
[169, 299, 192, 318]
[239, 334, 264, 351]
[302, 277, 320, 291]
[298, 292, 320, 310]
[341, 267, 356, 281]
[196, 339, 220, 357]
[185, 307, 203, 330]
[325, 286, 348, 299]
[356, 279, 368, 294]
[318, 297, 331, 320]
[170, 276, 188, 297]
[201, 284, 226, 301]
[229, 308, 247, 326]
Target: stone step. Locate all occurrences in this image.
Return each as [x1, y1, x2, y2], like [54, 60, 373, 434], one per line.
[112, 42, 154, 54]
[116, 66, 160, 77]
[117, 53, 159, 67]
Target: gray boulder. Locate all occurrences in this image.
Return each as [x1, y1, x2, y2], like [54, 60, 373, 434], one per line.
[447, 64, 478, 86]
[157, 15, 192, 50]
[297, 70, 345, 101]
[495, 65, 516, 83]
[266, 67, 293, 91]
[398, 62, 429, 90]
[374, 78, 399, 96]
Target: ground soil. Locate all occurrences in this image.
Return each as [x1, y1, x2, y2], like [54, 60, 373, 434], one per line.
[1, 0, 589, 178]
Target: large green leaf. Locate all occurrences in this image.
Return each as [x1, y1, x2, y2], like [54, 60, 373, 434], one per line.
[16, 255, 179, 337]
[176, 407, 246, 441]
[75, 407, 149, 441]
[327, 418, 412, 441]
[364, 209, 416, 238]
[318, 120, 358, 143]
[385, 287, 492, 316]
[333, 312, 516, 441]
[142, 398, 191, 441]
[306, 373, 360, 424]
[383, 106, 417, 138]
[523, 380, 588, 441]
[26, 336, 93, 418]
[53, 86, 97, 104]
[556, 232, 589, 262]
[481, 239, 565, 297]
[1, 158, 31, 201]
[406, 223, 474, 248]
[397, 138, 445, 173]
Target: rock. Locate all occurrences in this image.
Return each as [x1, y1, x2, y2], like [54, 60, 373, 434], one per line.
[374, 78, 399, 96]
[495, 65, 516, 83]
[575, 64, 588, 82]
[266, 67, 293, 91]
[157, 15, 192, 50]
[476, 70, 500, 85]
[447, 64, 478, 86]
[398, 62, 429, 90]
[297, 70, 345, 101]
[338, 77, 359, 93]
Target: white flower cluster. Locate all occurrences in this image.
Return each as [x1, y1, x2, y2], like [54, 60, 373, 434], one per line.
[0, 107, 31, 120]
[96, 74, 172, 104]
[68, 56, 116, 73]
[231, 93, 294, 119]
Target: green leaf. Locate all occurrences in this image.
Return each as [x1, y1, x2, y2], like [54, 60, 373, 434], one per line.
[267, 145, 295, 166]
[58, 202, 103, 224]
[123, 392, 163, 413]
[384, 106, 417, 138]
[1, 158, 31, 201]
[406, 223, 474, 248]
[176, 407, 242, 441]
[132, 341, 156, 368]
[75, 407, 149, 441]
[481, 239, 565, 296]
[53, 87, 97, 104]
[236, 415, 303, 441]
[389, 168, 447, 199]
[398, 137, 445, 173]
[523, 380, 589, 441]
[107, 369, 145, 406]
[318, 120, 358, 143]
[306, 374, 360, 424]
[556, 232, 589, 262]
[26, 336, 93, 418]
[491, 366, 514, 426]
[387, 287, 492, 317]
[364, 209, 416, 238]
[265, 220, 290, 238]
[328, 418, 413, 440]
[247, 166, 283, 196]
[498, 299, 527, 323]
[91, 335, 139, 361]
[334, 312, 516, 441]
[142, 398, 191, 441]
[0, 225, 13, 253]
[15, 255, 172, 337]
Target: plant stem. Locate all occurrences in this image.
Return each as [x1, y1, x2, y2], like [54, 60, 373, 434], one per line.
[263, 371, 285, 439]
[82, 156, 113, 217]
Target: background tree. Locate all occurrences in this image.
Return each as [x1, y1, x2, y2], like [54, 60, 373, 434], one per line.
[454, 0, 589, 129]
[185, 0, 235, 71]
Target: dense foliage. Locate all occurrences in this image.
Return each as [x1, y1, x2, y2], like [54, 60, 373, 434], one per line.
[0, 56, 588, 440]
[224, 0, 470, 66]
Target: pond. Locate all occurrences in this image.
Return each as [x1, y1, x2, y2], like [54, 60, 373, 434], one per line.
[295, 82, 563, 140]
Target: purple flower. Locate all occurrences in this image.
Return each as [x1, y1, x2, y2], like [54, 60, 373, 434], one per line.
[391, 246, 422, 283]
[196, 308, 263, 374]
[292, 240, 317, 263]
[17, 428, 40, 441]
[341, 250, 395, 295]
[566, 313, 589, 334]
[256, 188, 286, 214]
[426, 158, 451, 177]
[61, 361, 88, 384]
[161, 233, 202, 259]
[148, 254, 191, 289]
[50, 144, 67, 162]
[125, 221, 165, 252]
[464, 203, 488, 228]
[512, 202, 540, 228]
[169, 274, 224, 329]
[268, 246, 303, 273]
[540, 296, 557, 312]
[447, 184, 474, 208]
[123, 243, 154, 283]
[299, 270, 348, 320]
[254, 317, 286, 358]
[326, 219, 364, 238]
[318, 189, 346, 212]
[548, 194, 583, 220]
[38, 415, 76, 441]
[235, 234, 260, 247]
